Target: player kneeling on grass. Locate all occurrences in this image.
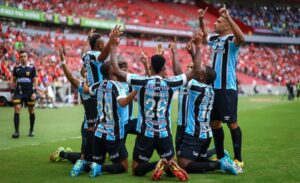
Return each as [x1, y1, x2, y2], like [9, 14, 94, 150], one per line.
[109, 26, 207, 181]
[80, 61, 137, 177]
[49, 47, 98, 174]
[176, 65, 241, 175]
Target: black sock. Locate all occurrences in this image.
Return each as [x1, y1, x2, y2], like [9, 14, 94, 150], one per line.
[29, 113, 35, 132]
[185, 161, 220, 173]
[207, 148, 216, 159]
[230, 127, 242, 161]
[102, 163, 126, 174]
[134, 161, 158, 176]
[14, 113, 20, 133]
[212, 127, 225, 159]
[60, 152, 81, 164]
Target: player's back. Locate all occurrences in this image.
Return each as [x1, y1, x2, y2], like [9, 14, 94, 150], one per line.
[93, 80, 127, 141]
[185, 80, 214, 139]
[127, 74, 186, 138]
[82, 50, 103, 86]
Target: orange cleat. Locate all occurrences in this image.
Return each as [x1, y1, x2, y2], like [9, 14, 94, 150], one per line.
[168, 159, 189, 181]
[152, 158, 168, 181]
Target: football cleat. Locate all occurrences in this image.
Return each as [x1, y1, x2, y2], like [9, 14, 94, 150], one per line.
[219, 157, 238, 175]
[70, 159, 86, 177]
[152, 158, 167, 181]
[65, 147, 73, 153]
[234, 159, 244, 168]
[12, 132, 20, 139]
[29, 130, 34, 137]
[89, 162, 102, 178]
[168, 159, 188, 181]
[49, 146, 64, 162]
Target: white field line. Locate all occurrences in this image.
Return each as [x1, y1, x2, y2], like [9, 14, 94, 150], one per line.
[0, 136, 81, 151]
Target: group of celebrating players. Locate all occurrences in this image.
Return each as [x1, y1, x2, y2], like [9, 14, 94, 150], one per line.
[11, 6, 245, 181]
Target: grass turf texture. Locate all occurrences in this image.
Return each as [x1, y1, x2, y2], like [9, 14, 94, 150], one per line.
[0, 96, 300, 183]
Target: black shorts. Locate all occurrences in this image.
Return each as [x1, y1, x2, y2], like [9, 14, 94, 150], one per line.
[92, 136, 128, 164]
[13, 92, 35, 106]
[133, 135, 174, 163]
[211, 89, 238, 123]
[177, 133, 211, 161]
[175, 125, 185, 154]
[125, 118, 139, 135]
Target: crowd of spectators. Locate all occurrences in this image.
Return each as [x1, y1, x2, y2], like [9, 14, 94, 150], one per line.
[1, 23, 299, 86]
[214, 2, 300, 36]
[5, 0, 197, 30]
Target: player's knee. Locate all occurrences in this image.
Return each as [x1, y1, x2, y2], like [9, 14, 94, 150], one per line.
[228, 122, 238, 129]
[14, 106, 21, 113]
[28, 107, 35, 114]
[177, 158, 188, 169]
[211, 121, 222, 129]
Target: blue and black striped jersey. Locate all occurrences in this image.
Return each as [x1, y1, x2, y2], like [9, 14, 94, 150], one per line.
[185, 80, 214, 139]
[77, 81, 98, 129]
[90, 80, 127, 141]
[126, 74, 187, 138]
[122, 82, 135, 124]
[82, 51, 104, 86]
[208, 34, 239, 90]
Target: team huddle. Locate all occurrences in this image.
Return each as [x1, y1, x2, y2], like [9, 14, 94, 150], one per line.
[11, 7, 244, 181]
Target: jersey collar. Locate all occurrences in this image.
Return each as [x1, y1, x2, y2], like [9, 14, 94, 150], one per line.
[150, 75, 163, 79]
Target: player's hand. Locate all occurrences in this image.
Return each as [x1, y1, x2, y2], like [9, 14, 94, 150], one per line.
[109, 25, 123, 46]
[219, 5, 230, 20]
[192, 29, 203, 46]
[198, 7, 208, 20]
[31, 93, 36, 100]
[168, 42, 177, 53]
[88, 27, 96, 38]
[186, 40, 194, 55]
[139, 49, 148, 65]
[156, 43, 164, 55]
[58, 45, 65, 62]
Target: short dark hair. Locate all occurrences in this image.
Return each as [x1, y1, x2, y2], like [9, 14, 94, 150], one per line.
[89, 33, 102, 50]
[118, 60, 128, 68]
[19, 50, 27, 55]
[100, 61, 111, 79]
[205, 66, 216, 85]
[151, 54, 165, 74]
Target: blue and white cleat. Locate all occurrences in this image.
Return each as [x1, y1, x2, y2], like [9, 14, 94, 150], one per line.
[70, 159, 86, 177]
[219, 157, 238, 175]
[89, 162, 102, 178]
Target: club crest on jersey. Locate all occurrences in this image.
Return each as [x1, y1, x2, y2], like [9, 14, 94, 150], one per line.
[26, 71, 30, 76]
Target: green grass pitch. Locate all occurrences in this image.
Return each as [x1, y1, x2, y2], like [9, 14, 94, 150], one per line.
[0, 96, 300, 183]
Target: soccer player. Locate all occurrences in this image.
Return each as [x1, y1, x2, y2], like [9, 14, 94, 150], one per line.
[199, 6, 245, 167]
[86, 61, 137, 178]
[169, 40, 194, 154]
[110, 26, 203, 181]
[82, 26, 119, 86]
[11, 50, 38, 138]
[49, 46, 98, 176]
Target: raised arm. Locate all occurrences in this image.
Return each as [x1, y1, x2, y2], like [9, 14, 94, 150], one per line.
[186, 40, 195, 62]
[185, 30, 203, 81]
[81, 27, 95, 57]
[58, 46, 80, 88]
[219, 7, 245, 46]
[110, 26, 127, 82]
[118, 90, 137, 107]
[198, 7, 208, 44]
[139, 51, 151, 77]
[169, 41, 183, 75]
